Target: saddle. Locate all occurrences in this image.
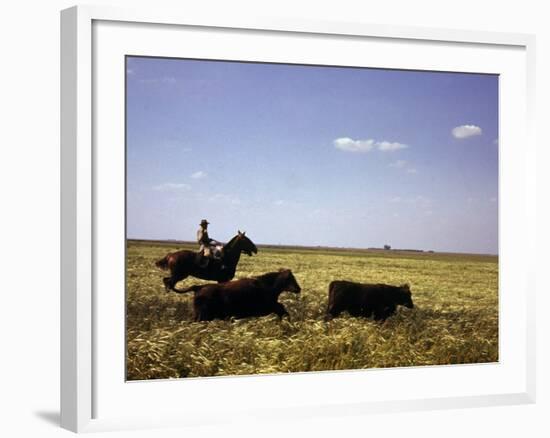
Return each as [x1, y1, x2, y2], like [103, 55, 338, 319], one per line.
[195, 245, 224, 268]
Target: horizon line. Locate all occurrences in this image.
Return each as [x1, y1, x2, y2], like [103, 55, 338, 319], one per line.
[126, 237, 498, 257]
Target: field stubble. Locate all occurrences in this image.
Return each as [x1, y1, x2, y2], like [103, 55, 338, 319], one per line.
[126, 241, 498, 380]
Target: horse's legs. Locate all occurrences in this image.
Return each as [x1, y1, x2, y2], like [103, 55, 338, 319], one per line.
[169, 274, 188, 292]
[164, 271, 188, 293]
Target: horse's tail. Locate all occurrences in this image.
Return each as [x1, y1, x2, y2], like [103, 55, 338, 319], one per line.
[155, 255, 170, 270]
[173, 284, 209, 294]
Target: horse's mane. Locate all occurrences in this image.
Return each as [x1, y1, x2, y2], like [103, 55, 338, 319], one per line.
[224, 233, 253, 251]
[223, 234, 239, 251]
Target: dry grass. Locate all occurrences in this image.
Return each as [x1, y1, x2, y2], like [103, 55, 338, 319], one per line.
[126, 241, 498, 380]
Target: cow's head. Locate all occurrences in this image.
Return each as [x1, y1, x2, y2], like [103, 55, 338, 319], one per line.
[278, 268, 301, 294]
[399, 284, 414, 308]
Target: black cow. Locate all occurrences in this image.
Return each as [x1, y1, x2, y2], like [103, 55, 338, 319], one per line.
[326, 280, 414, 321]
[182, 269, 301, 321]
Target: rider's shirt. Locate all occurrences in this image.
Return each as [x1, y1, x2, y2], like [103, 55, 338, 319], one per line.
[197, 227, 212, 247]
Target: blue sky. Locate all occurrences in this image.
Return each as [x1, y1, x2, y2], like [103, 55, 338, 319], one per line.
[126, 57, 498, 254]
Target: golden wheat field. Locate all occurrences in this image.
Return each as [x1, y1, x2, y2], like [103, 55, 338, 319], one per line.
[126, 240, 498, 380]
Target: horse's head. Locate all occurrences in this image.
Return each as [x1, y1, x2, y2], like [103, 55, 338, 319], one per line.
[234, 230, 258, 256]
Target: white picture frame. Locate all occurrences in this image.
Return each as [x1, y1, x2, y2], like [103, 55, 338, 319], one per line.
[60, 5, 536, 433]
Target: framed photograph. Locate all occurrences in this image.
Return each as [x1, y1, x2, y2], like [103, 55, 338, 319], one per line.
[61, 5, 536, 433]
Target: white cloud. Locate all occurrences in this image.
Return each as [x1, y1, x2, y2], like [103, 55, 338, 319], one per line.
[376, 141, 408, 151]
[126, 68, 134, 75]
[333, 137, 375, 152]
[152, 183, 191, 191]
[452, 124, 482, 139]
[190, 171, 207, 179]
[389, 159, 417, 174]
[273, 200, 285, 206]
[389, 160, 407, 168]
[334, 137, 408, 153]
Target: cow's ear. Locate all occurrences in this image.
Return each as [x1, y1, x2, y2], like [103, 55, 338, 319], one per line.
[242, 231, 246, 236]
[238, 230, 242, 235]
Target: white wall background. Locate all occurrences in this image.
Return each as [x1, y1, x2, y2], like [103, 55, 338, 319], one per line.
[0, 0, 546, 436]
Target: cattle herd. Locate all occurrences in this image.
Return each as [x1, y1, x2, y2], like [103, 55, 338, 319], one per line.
[170, 268, 415, 323]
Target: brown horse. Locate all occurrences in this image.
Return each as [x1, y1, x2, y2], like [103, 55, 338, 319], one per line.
[155, 231, 257, 292]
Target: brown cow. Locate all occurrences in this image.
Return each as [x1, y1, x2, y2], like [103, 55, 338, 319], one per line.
[326, 280, 414, 321]
[180, 269, 301, 321]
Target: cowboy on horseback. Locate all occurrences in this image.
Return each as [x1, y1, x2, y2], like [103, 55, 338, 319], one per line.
[196, 219, 222, 268]
[156, 229, 258, 291]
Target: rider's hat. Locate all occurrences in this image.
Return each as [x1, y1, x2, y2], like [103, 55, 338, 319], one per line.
[200, 219, 210, 226]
